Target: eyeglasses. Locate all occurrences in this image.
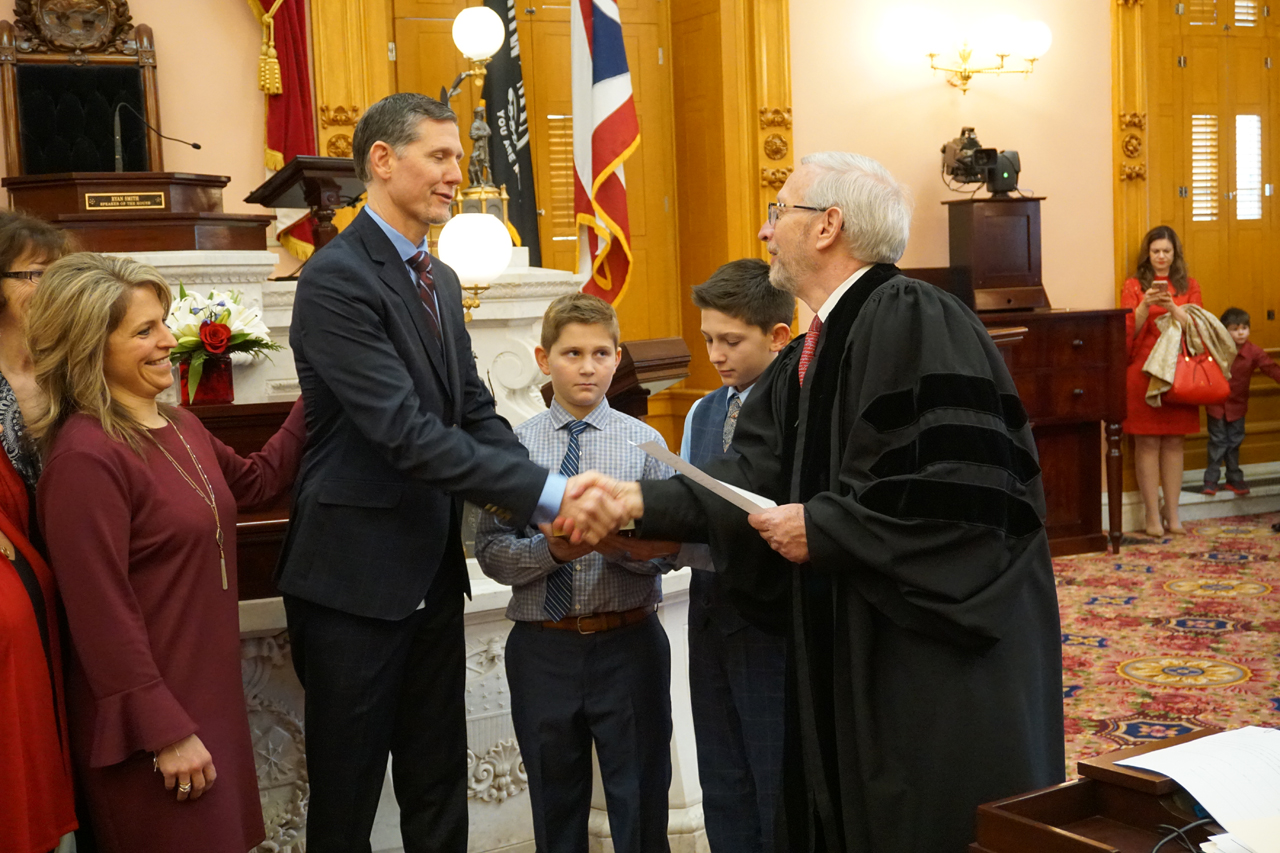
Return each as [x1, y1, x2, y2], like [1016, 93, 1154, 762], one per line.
[0, 270, 43, 283]
[767, 202, 830, 226]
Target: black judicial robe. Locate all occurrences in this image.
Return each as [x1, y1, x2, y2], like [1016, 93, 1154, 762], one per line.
[639, 265, 1065, 853]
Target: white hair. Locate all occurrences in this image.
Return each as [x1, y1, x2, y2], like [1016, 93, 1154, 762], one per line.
[799, 152, 913, 264]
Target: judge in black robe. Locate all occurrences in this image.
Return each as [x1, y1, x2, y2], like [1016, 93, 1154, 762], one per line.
[627, 153, 1065, 853]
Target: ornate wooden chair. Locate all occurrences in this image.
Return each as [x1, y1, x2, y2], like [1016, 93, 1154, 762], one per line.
[0, 0, 162, 175]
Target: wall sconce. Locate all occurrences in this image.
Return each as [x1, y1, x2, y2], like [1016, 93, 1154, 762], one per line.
[437, 212, 514, 322]
[444, 6, 506, 100]
[927, 19, 1052, 93]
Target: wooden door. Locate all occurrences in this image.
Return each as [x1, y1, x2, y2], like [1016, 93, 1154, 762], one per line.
[1150, 0, 1277, 347]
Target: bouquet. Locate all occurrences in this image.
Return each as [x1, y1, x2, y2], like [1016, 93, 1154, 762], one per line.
[167, 285, 284, 400]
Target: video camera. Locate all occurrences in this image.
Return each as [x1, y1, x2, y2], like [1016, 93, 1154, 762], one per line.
[941, 127, 1021, 196]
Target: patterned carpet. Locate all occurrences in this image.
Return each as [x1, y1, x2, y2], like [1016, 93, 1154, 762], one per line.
[1056, 511, 1280, 776]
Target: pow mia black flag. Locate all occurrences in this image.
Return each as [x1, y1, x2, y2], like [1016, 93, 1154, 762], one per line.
[482, 0, 541, 266]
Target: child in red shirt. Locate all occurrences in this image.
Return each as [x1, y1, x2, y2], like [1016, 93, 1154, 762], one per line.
[1202, 307, 1280, 495]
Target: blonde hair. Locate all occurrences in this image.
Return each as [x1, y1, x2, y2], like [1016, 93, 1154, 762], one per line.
[26, 252, 174, 455]
[540, 293, 620, 351]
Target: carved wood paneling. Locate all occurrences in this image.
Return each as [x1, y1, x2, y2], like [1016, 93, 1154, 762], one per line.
[671, 0, 793, 397]
[1111, 0, 1149, 290]
[311, 0, 394, 183]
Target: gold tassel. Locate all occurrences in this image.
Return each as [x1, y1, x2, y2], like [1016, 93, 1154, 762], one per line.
[257, 0, 286, 95]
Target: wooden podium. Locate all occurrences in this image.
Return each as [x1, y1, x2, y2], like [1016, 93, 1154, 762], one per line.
[1, 172, 273, 252]
[244, 155, 364, 251]
[972, 729, 1222, 852]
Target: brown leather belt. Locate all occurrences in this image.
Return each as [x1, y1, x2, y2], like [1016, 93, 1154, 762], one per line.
[536, 604, 655, 634]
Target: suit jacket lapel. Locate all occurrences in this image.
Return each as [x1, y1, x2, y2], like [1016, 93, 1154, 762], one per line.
[353, 212, 450, 390]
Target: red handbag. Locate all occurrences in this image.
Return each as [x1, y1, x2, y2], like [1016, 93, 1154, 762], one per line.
[1164, 323, 1230, 406]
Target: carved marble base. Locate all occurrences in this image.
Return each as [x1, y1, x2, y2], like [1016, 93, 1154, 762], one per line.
[466, 248, 583, 426]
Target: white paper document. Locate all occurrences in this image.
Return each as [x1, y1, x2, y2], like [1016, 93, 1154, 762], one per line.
[634, 440, 777, 514]
[1116, 726, 1280, 853]
[1203, 833, 1259, 853]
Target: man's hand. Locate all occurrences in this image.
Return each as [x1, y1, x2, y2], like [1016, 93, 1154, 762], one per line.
[538, 523, 595, 563]
[556, 472, 632, 545]
[748, 503, 809, 563]
[566, 475, 645, 519]
[597, 534, 681, 562]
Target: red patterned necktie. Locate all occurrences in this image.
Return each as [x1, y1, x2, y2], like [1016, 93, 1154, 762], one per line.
[798, 315, 823, 386]
[408, 250, 441, 340]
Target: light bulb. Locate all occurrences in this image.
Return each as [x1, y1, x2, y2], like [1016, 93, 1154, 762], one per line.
[452, 6, 505, 62]
[1019, 20, 1053, 60]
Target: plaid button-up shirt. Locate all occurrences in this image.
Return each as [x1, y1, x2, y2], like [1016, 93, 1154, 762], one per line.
[474, 398, 676, 622]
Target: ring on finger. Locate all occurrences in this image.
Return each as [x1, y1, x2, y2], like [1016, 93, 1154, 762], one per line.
[179, 782, 192, 793]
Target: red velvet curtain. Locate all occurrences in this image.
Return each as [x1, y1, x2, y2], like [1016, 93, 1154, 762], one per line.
[258, 0, 317, 257]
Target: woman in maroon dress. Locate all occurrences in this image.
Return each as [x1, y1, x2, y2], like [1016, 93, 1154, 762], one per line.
[27, 253, 305, 853]
[0, 211, 77, 853]
[1121, 225, 1201, 537]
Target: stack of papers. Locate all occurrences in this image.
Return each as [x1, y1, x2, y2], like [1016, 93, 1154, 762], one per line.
[1114, 726, 1280, 853]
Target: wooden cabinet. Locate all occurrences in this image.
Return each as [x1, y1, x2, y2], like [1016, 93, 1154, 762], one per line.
[981, 309, 1128, 556]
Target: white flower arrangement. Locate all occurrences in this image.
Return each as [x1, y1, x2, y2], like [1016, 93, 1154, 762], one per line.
[167, 285, 283, 399]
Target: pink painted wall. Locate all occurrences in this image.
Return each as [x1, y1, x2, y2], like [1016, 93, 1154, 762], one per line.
[1, 0, 299, 272]
[789, 0, 1115, 310]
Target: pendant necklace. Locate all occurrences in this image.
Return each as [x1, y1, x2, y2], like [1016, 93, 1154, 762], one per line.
[148, 417, 227, 590]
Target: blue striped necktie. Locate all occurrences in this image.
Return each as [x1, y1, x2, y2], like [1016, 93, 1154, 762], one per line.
[543, 419, 590, 621]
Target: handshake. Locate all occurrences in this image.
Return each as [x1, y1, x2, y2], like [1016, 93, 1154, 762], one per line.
[554, 472, 645, 545]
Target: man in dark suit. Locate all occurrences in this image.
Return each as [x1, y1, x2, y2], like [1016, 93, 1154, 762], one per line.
[277, 92, 625, 853]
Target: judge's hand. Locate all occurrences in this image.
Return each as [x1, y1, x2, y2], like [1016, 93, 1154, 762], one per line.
[538, 523, 595, 563]
[156, 733, 216, 802]
[749, 504, 810, 564]
[566, 475, 644, 521]
[597, 533, 681, 561]
[557, 472, 631, 545]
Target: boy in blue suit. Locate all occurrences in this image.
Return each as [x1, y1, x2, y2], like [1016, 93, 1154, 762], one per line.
[678, 258, 794, 853]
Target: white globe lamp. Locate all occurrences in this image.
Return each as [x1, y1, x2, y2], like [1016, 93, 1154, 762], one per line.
[437, 213, 513, 322]
[452, 6, 505, 62]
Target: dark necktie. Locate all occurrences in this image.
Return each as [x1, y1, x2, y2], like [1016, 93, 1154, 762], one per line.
[798, 315, 823, 386]
[722, 394, 742, 451]
[408, 250, 441, 340]
[543, 419, 591, 621]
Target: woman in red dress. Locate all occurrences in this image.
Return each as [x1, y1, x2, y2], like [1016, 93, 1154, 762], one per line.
[1121, 225, 1201, 537]
[0, 211, 77, 853]
[27, 253, 305, 853]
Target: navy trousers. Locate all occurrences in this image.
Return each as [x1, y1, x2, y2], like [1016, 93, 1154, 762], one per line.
[284, 567, 468, 853]
[505, 613, 672, 853]
[687, 571, 787, 853]
[1205, 415, 1248, 486]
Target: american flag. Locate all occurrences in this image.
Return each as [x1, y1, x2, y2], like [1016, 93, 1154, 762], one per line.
[572, 0, 639, 305]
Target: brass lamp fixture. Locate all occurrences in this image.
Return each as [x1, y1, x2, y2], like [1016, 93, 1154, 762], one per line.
[926, 18, 1052, 93]
[437, 213, 514, 323]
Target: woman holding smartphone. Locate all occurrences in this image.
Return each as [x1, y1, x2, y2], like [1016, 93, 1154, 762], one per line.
[1121, 225, 1202, 537]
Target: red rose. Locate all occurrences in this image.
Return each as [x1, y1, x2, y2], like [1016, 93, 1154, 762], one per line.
[199, 321, 232, 354]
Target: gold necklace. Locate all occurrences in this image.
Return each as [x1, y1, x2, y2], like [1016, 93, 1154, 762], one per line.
[147, 418, 227, 590]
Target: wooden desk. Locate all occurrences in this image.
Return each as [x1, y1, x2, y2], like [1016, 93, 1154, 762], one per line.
[971, 729, 1222, 853]
[2, 172, 273, 252]
[981, 309, 1128, 556]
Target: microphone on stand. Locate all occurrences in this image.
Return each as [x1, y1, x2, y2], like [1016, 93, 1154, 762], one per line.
[112, 101, 202, 172]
